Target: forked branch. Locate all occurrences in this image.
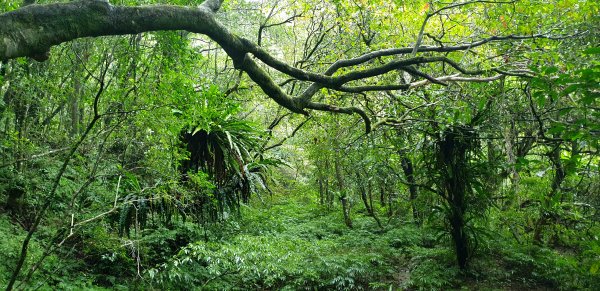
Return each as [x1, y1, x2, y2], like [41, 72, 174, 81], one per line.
[0, 0, 569, 134]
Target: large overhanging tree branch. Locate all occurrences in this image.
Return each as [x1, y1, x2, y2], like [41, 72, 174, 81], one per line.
[0, 0, 571, 133]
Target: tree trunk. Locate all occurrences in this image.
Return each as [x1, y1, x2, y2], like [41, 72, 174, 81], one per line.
[533, 144, 566, 245]
[400, 153, 420, 224]
[325, 158, 333, 208]
[504, 118, 520, 206]
[340, 195, 352, 228]
[438, 127, 473, 270]
[334, 155, 352, 228]
[318, 178, 324, 205]
[450, 205, 469, 270]
[387, 189, 394, 217]
[356, 172, 382, 229]
[69, 71, 81, 136]
[379, 181, 386, 207]
[5, 179, 25, 218]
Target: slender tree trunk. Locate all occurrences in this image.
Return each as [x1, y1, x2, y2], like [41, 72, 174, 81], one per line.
[334, 154, 352, 228]
[340, 195, 352, 228]
[400, 153, 420, 224]
[316, 155, 325, 205]
[504, 118, 520, 205]
[325, 158, 333, 208]
[356, 172, 382, 229]
[387, 189, 394, 217]
[379, 181, 386, 207]
[318, 178, 324, 205]
[533, 144, 566, 244]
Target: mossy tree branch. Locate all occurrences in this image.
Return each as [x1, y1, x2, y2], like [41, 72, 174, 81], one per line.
[0, 0, 561, 134]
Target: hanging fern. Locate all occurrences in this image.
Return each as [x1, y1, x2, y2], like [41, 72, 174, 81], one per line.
[118, 197, 133, 237]
[178, 112, 267, 222]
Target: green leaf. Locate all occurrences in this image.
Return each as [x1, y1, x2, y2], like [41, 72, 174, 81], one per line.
[558, 107, 574, 116]
[561, 84, 580, 96]
[581, 94, 597, 105]
[477, 97, 487, 112]
[547, 124, 565, 135]
[583, 47, 600, 54]
[534, 91, 546, 107]
[591, 262, 599, 274]
[544, 66, 559, 74]
[564, 130, 584, 141]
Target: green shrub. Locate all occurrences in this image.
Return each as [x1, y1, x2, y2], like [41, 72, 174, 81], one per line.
[404, 247, 459, 290]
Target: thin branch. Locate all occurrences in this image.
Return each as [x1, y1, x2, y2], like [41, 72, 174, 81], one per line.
[7, 61, 108, 291]
[408, 73, 506, 88]
[264, 117, 312, 151]
[0, 147, 69, 168]
[223, 70, 244, 97]
[305, 102, 371, 133]
[262, 33, 559, 91]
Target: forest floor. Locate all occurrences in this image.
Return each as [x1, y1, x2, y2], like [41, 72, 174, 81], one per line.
[196, 191, 578, 290]
[0, 190, 592, 290]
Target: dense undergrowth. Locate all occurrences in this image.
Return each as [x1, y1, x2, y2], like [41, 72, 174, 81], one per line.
[147, 190, 599, 290]
[2, 183, 597, 290]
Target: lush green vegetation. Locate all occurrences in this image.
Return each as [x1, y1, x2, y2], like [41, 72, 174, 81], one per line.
[1, 0, 599, 290]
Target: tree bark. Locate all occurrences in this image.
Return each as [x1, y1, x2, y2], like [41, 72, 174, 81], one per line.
[533, 144, 566, 245]
[356, 171, 383, 229]
[318, 178, 324, 205]
[437, 127, 473, 270]
[334, 154, 352, 228]
[379, 181, 386, 207]
[1, 0, 223, 61]
[400, 154, 420, 224]
[325, 158, 333, 208]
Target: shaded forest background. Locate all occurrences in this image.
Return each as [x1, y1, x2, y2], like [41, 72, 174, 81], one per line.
[0, 0, 599, 289]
